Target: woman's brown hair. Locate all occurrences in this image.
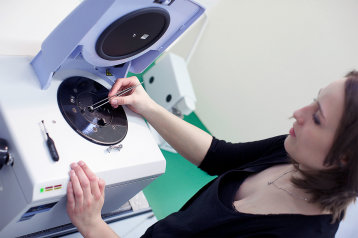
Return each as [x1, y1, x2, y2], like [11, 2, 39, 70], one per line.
[291, 70, 358, 222]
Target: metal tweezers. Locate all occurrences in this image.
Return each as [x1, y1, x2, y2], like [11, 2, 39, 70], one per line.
[88, 82, 143, 111]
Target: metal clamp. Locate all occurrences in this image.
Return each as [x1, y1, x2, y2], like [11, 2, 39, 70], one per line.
[106, 144, 123, 153]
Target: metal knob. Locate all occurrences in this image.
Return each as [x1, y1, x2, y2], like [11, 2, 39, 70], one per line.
[0, 138, 14, 170]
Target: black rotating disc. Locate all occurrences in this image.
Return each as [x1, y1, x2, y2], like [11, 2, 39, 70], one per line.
[57, 77, 128, 145]
[96, 7, 170, 60]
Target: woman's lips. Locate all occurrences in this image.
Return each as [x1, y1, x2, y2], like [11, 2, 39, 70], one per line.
[289, 127, 296, 137]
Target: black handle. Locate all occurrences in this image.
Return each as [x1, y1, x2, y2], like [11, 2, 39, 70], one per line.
[46, 136, 59, 162]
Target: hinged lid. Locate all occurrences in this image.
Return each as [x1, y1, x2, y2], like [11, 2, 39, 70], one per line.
[31, 0, 204, 89]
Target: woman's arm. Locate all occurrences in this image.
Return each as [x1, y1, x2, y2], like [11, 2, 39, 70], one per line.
[108, 76, 212, 166]
[67, 161, 120, 238]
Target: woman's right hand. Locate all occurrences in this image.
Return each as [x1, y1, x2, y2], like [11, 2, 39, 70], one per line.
[109, 78, 212, 166]
[108, 76, 155, 116]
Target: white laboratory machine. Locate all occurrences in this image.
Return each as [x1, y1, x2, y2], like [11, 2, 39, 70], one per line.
[143, 53, 197, 152]
[0, 0, 204, 237]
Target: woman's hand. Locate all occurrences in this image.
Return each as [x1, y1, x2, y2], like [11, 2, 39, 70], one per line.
[109, 78, 212, 166]
[66, 161, 107, 237]
[108, 76, 156, 116]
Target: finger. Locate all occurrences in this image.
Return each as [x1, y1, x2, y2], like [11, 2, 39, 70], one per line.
[108, 77, 139, 98]
[90, 178, 101, 200]
[79, 161, 101, 198]
[78, 160, 96, 179]
[69, 169, 84, 208]
[66, 181, 75, 212]
[108, 78, 124, 98]
[110, 94, 134, 107]
[71, 162, 91, 199]
[109, 77, 135, 97]
[98, 178, 106, 198]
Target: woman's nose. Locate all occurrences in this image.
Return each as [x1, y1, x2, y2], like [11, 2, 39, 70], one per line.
[293, 107, 306, 125]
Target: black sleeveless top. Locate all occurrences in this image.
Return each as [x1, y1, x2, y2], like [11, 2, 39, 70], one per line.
[142, 135, 339, 237]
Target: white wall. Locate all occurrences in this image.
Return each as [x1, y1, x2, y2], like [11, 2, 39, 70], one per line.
[0, 0, 81, 56]
[172, 0, 358, 142]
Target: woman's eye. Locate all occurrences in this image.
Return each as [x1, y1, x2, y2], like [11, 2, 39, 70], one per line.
[312, 113, 321, 125]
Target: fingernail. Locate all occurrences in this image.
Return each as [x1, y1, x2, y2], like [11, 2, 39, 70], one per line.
[111, 99, 118, 106]
[78, 161, 84, 166]
[71, 163, 78, 169]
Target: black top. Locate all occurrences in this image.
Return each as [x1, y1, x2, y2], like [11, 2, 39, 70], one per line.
[142, 135, 339, 237]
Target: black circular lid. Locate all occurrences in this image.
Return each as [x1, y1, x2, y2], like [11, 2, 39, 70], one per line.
[57, 76, 128, 145]
[96, 7, 170, 60]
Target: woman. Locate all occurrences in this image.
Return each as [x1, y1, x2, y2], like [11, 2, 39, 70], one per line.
[67, 71, 358, 237]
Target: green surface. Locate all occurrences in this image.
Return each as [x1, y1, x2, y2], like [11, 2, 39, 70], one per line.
[143, 112, 215, 220]
[128, 71, 215, 220]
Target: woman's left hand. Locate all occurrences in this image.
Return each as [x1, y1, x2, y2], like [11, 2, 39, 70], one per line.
[66, 161, 106, 236]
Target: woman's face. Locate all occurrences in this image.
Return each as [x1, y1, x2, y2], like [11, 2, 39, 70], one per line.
[284, 78, 346, 171]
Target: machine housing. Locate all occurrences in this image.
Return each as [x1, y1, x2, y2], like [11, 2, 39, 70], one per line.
[0, 0, 204, 236]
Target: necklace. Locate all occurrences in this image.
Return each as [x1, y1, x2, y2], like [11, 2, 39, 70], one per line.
[267, 169, 310, 202]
